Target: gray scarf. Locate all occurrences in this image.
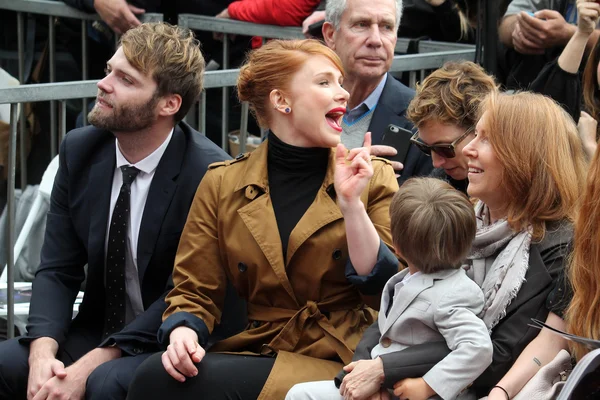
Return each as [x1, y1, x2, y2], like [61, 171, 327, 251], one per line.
[466, 201, 532, 332]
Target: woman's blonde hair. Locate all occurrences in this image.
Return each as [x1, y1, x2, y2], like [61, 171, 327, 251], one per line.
[567, 145, 600, 360]
[237, 39, 344, 128]
[480, 91, 587, 241]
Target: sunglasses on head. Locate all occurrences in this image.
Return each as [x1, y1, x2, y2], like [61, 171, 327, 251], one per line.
[410, 127, 474, 159]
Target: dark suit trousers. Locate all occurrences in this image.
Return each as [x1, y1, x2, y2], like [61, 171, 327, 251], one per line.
[0, 328, 151, 400]
[127, 352, 275, 400]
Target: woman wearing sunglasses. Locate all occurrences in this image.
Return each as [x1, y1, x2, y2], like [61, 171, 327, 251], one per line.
[406, 61, 497, 194]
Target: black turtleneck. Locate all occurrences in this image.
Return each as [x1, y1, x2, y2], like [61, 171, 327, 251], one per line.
[267, 132, 329, 259]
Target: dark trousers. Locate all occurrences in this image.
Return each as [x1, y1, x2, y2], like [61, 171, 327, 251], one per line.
[0, 331, 151, 400]
[127, 352, 275, 400]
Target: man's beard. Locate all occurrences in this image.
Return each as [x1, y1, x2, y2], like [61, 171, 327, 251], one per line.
[88, 92, 159, 132]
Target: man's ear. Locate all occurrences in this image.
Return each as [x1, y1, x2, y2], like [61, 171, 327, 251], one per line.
[269, 89, 290, 113]
[322, 21, 336, 50]
[157, 94, 182, 118]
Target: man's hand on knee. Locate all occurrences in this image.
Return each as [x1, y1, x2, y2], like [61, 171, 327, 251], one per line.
[27, 337, 63, 400]
[27, 358, 66, 400]
[31, 366, 86, 400]
[30, 347, 121, 400]
[33, 369, 87, 400]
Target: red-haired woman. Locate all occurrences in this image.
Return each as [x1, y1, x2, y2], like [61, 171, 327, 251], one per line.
[464, 92, 586, 399]
[127, 39, 399, 399]
[566, 127, 600, 366]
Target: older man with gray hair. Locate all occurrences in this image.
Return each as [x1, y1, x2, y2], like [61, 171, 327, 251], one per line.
[322, 0, 432, 184]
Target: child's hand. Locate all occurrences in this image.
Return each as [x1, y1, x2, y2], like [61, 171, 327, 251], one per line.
[393, 378, 435, 400]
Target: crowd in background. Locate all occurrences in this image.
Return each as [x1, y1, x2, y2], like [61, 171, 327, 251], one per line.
[0, 0, 600, 399]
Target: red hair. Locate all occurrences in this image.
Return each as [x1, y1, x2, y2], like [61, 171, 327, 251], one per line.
[237, 39, 344, 128]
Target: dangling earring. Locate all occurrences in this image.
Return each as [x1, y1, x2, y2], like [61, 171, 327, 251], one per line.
[285, 107, 291, 113]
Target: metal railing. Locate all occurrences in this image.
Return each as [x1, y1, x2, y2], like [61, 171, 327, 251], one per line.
[177, 14, 476, 153]
[0, 68, 238, 338]
[0, 45, 474, 337]
[178, 14, 304, 39]
[0, 7, 476, 339]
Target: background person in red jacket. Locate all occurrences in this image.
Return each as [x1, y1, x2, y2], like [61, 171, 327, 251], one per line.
[218, 0, 322, 26]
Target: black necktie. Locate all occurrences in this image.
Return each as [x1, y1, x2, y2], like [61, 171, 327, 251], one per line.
[103, 165, 140, 338]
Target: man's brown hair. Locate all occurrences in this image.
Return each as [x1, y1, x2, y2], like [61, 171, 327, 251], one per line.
[407, 61, 497, 130]
[389, 177, 476, 273]
[120, 22, 205, 122]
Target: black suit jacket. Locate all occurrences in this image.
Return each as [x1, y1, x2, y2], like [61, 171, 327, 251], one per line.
[20, 122, 231, 356]
[367, 73, 433, 185]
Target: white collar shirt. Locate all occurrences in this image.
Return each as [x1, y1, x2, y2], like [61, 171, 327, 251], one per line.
[105, 128, 173, 321]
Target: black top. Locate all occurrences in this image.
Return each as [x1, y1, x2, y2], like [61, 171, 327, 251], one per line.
[399, 0, 475, 43]
[267, 132, 329, 258]
[542, 221, 574, 319]
[529, 59, 582, 123]
[472, 220, 574, 397]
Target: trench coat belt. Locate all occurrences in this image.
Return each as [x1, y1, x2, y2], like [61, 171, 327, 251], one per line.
[248, 300, 359, 365]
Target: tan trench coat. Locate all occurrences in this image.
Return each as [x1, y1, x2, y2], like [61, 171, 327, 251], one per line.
[164, 141, 399, 399]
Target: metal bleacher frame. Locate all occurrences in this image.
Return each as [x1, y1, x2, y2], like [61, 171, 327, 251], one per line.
[0, 6, 476, 340]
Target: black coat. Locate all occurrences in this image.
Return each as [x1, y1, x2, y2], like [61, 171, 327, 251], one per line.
[20, 122, 231, 356]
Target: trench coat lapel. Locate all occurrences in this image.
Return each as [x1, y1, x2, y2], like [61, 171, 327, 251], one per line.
[287, 150, 343, 265]
[236, 142, 298, 303]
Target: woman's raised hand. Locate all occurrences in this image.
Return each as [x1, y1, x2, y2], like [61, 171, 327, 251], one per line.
[162, 326, 206, 382]
[576, 0, 600, 34]
[334, 132, 374, 211]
